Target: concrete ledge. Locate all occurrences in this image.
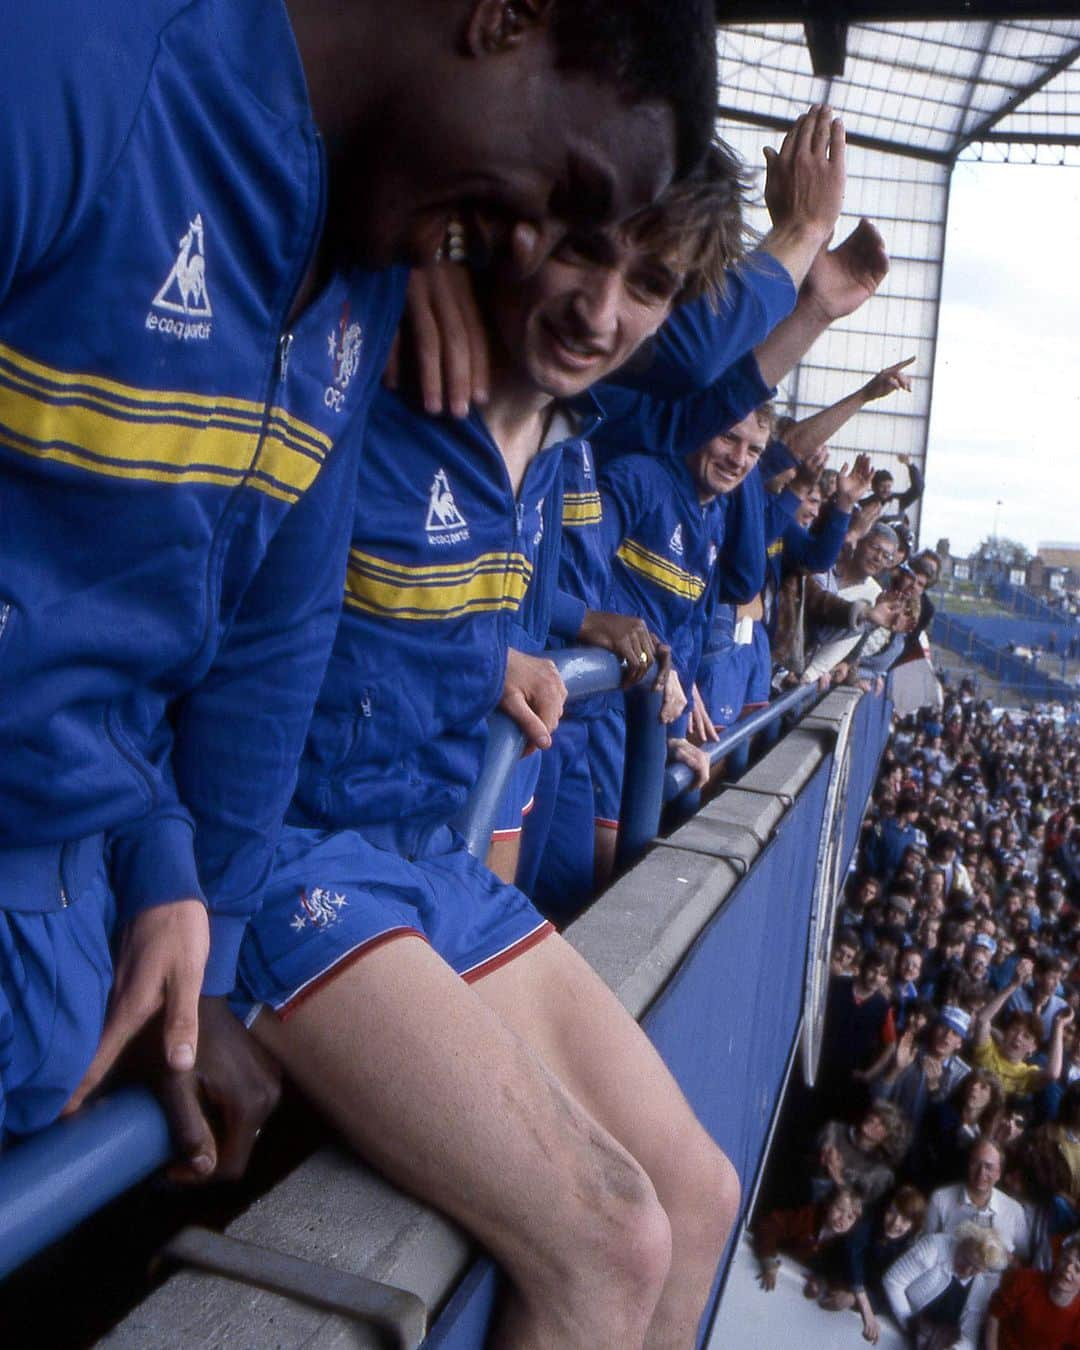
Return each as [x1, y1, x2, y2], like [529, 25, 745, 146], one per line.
[101, 698, 850, 1348]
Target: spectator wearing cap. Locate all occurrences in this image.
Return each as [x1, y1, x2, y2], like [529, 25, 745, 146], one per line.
[924, 1140, 1032, 1261]
[986, 1234, 1080, 1350]
[1007, 953, 1069, 1045]
[873, 1005, 973, 1137]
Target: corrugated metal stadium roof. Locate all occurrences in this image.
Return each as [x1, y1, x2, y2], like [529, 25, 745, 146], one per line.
[706, 6, 1080, 542]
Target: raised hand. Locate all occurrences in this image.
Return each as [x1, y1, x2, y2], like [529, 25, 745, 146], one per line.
[863, 355, 916, 402]
[836, 453, 874, 509]
[803, 219, 889, 323]
[792, 445, 829, 492]
[763, 105, 846, 246]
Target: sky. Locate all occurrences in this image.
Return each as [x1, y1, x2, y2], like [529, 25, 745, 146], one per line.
[920, 160, 1080, 559]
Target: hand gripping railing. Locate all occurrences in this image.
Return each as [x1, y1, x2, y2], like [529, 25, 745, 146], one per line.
[454, 646, 671, 863]
[662, 681, 824, 804]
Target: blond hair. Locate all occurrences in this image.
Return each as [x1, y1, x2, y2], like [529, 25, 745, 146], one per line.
[623, 139, 754, 304]
[954, 1221, 1009, 1273]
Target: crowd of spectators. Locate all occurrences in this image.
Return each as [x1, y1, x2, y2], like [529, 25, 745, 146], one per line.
[754, 691, 1080, 1346]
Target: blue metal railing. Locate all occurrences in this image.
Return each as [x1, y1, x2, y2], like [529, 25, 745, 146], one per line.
[663, 682, 823, 801]
[0, 1087, 171, 1279]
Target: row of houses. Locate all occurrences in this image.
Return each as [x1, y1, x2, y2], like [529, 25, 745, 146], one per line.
[934, 538, 1080, 613]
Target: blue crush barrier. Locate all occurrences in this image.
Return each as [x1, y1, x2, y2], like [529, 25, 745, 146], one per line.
[931, 612, 1077, 703]
[0, 1087, 171, 1280]
[995, 581, 1073, 625]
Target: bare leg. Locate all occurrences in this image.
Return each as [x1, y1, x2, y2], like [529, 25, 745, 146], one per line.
[474, 933, 740, 1350]
[253, 937, 671, 1350]
[485, 834, 521, 886]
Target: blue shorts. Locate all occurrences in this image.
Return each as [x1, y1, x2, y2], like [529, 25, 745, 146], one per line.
[236, 823, 553, 1019]
[696, 639, 752, 730]
[1, 844, 115, 1141]
[518, 719, 596, 923]
[491, 753, 542, 841]
[698, 622, 772, 727]
[586, 704, 625, 829]
[746, 622, 773, 707]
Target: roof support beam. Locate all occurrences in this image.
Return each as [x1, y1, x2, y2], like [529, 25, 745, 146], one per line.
[717, 2, 1080, 21]
[804, 16, 849, 76]
[715, 104, 953, 164]
[952, 40, 1080, 154]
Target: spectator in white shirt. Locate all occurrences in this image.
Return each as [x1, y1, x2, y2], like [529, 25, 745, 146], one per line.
[883, 1222, 1008, 1350]
[924, 1140, 1032, 1262]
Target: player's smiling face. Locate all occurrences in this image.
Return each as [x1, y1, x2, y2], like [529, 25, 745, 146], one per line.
[492, 226, 684, 399]
[686, 411, 769, 503]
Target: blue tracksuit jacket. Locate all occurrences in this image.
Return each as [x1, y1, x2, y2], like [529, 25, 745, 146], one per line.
[0, 0, 406, 991]
[290, 390, 601, 852]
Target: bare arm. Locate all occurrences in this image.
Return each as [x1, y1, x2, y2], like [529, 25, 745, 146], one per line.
[973, 975, 1024, 1048]
[1043, 1006, 1073, 1083]
[782, 358, 914, 461]
[753, 219, 890, 391]
[853, 1289, 881, 1345]
[983, 1314, 999, 1350]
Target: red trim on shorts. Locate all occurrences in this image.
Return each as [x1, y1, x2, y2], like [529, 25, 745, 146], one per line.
[521, 795, 535, 817]
[276, 927, 428, 1020]
[489, 825, 522, 842]
[461, 921, 555, 984]
[594, 817, 619, 831]
[739, 701, 768, 716]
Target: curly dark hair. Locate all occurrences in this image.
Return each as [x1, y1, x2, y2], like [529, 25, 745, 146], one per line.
[550, 1, 717, 177]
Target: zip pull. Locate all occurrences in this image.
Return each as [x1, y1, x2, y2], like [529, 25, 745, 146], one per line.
[360, 695, 373, 718]
[515, 502, 525, 536]
[278, 333, 294, 380]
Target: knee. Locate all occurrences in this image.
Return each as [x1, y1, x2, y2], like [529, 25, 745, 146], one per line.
[554, 1151, 673, 1338]
[667, 1136, 742, 1257]
[699, 1145, 742, 1252]
[591, 1155, 674, 1313]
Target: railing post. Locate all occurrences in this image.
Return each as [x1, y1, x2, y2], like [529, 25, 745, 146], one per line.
[615, 685, 667, 872]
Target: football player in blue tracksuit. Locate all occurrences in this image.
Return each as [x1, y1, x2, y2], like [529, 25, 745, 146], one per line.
[231, 106, 864, 1347]
[0, 0, 718, 1172]
[228, 110, 863, 1342]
